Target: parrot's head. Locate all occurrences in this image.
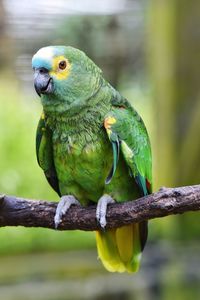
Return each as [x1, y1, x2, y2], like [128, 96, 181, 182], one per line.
[32, 46, 102, 114]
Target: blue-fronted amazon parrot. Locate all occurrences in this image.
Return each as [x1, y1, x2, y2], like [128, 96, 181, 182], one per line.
[32, 46, 152, 273]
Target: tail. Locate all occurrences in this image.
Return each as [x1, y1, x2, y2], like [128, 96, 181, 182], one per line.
[95, 222, 148, 273]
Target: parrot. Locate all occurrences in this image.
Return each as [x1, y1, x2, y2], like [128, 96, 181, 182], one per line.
[32, 46, 152, 273]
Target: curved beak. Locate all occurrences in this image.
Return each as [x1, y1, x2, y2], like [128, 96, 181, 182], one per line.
[34, 68, 53, 96]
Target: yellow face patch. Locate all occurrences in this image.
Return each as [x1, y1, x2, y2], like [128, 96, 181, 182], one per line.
[49, 55, 71, 80]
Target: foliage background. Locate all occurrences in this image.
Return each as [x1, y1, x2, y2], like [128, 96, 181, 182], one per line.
[0, 0, 200, 299]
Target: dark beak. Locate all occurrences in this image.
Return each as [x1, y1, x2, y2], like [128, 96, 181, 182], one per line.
[34, 67, 53, 96]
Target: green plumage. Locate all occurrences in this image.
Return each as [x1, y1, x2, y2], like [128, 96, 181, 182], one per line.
[32, 46, 152, 273]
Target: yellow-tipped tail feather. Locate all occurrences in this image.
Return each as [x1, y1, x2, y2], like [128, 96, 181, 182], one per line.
[96, 223, 142, 273]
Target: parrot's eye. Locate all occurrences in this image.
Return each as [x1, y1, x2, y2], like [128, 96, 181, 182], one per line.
[59, 60, 67, 70]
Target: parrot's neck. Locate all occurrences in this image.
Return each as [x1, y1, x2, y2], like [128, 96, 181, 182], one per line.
[43, 82, 113, 136]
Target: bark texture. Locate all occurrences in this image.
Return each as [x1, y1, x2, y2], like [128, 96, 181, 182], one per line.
[0, 185, 200, 231]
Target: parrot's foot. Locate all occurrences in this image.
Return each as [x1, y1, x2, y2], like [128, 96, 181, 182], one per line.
[96, 194, 115, 229]
[54, 195, 81, 229]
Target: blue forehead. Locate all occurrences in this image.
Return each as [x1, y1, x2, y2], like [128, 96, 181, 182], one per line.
[32, 46, 67, 69]
[32, 57, 52, 69]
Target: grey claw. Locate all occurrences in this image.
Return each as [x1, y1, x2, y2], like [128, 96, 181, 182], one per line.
[54, 216, 60, 230]
[54, 195, 80, 228]
[96, 194, 115, 229]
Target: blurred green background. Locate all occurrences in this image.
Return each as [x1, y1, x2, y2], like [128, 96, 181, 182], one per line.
[0, 0, 200, 299]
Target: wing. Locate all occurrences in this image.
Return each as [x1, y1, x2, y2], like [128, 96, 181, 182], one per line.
[36, 113, 61, 196]
[104, 103, 152, 196]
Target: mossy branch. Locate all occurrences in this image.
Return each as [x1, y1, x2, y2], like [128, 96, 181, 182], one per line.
[0, 184, 200, 231]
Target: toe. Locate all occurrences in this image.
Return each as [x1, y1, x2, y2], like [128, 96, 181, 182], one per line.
[54, 195, 80, 228]
[96, 194, 115, 229]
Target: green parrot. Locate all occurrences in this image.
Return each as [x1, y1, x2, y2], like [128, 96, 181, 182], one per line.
[32, 46, 152, 273]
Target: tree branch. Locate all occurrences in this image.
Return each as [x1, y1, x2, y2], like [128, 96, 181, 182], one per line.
[0, 184, 200, 231]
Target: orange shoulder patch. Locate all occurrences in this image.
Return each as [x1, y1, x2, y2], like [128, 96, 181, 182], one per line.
[104, 116, 116, 130]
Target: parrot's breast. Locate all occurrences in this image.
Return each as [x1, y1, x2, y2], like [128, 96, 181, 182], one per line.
[53, 128, 140, 205]
[53, 129, 113, 205]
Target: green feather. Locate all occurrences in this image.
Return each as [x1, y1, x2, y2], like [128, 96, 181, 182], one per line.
[36, 113, 60, 196]
[105, 136, 119, 184]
